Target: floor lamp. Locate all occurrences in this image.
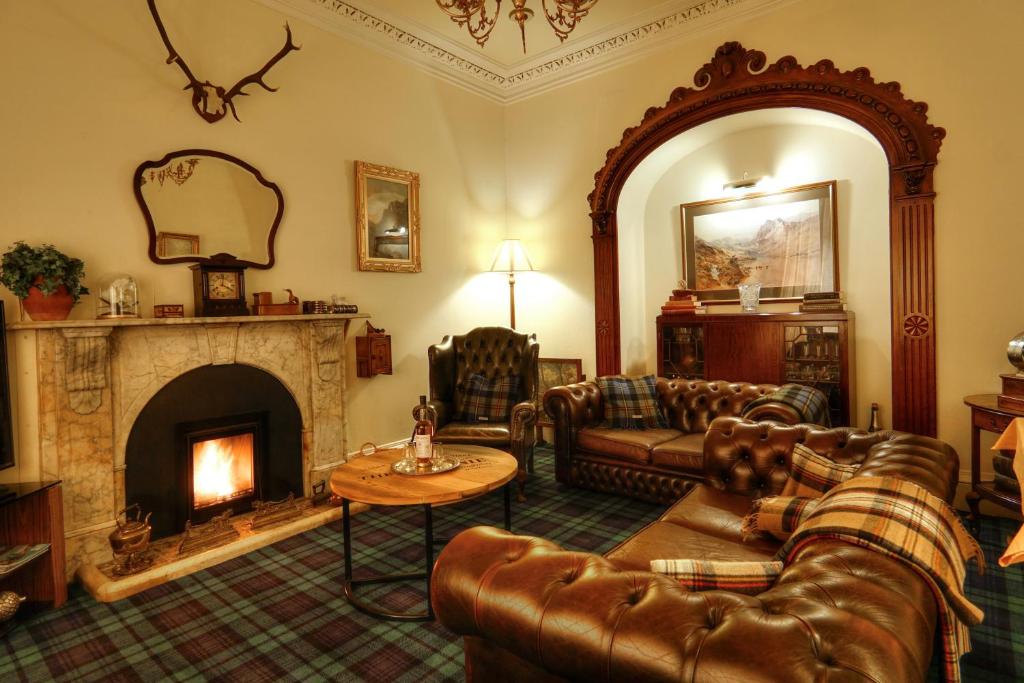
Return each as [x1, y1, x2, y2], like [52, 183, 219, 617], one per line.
[489, 239, 534, 330]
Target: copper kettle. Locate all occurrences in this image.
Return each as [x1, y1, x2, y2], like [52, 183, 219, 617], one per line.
[109, 504, 152, 554]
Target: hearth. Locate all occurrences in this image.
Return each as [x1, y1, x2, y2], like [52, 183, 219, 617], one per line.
[126, 364, 303, 540]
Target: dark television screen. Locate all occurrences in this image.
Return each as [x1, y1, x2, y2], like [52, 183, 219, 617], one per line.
[0, 302, 14, 471]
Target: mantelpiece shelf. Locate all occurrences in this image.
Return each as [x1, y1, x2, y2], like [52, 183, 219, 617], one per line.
[7, 313, 369, 331]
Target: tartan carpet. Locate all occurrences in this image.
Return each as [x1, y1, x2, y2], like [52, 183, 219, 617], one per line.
[0, 449, 1020, 682]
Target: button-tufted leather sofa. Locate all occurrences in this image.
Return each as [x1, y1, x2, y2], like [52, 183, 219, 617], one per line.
[544, 379, 783, 504]
[431, 416, 961, 683]
[416, 327, 539, 500]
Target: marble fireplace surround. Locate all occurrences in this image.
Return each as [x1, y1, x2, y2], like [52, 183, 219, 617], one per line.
[9, 313, 368, 578]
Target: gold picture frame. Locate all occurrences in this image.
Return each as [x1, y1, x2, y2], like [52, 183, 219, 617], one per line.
[355, 161, 421, 273]
[156, 231, 200, 258]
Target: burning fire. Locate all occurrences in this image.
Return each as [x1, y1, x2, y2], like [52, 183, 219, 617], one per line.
[193, 433, 255, 509]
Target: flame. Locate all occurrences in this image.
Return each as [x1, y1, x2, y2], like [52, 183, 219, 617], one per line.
[192, 433, 255, 509]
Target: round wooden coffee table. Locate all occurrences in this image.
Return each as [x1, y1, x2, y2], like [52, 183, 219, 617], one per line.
[330, 444, 517, 621]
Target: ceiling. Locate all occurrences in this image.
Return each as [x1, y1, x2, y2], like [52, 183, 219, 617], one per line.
[366, 0, 679, 68]
[257, 0, 788, 102]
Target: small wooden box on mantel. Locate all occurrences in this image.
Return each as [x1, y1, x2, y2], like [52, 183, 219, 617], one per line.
[356, 323, 392, 378]
[999, 373, 1024, 412]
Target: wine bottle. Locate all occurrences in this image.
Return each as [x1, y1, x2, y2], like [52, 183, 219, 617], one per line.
[868, 403, 881, 432]
[413, 395, 433, 466]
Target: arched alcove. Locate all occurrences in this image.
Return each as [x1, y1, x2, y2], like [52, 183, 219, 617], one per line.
[617, 109, 890, 426]
[589, 42, 944, 435]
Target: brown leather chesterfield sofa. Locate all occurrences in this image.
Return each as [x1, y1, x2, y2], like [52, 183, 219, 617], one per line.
[543, 379, 811, 504]
[432, 416, 960, 683]
[416, 327, 539, 500]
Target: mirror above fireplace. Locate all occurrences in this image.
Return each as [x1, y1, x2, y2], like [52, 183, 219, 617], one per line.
[134, 149, 284, 269]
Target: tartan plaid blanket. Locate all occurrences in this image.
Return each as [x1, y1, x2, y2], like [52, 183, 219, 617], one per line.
[740, 495, 820, 541]
[650, 559, 783, 595]
[778, 476, 985, 683]
[742, 383, 831, 426]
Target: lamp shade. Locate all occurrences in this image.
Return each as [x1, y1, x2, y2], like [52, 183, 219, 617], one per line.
[489, 239, 534, 273]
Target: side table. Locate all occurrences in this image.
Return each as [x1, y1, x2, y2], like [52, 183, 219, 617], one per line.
[330, 445, 517, 621]
[964, 394, 1023, 527]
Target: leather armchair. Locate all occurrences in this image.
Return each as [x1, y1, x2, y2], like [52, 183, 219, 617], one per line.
[415, 327, 539, 500]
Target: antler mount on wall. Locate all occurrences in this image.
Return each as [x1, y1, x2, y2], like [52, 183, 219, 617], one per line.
[147, 0, 300, 123]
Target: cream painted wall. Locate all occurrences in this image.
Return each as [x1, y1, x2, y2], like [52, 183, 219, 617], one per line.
[503, 0, 1024, 489]
[621, 120, 890, 429]
[0, 0, 511, 483]
[2, 0, 1023, 498]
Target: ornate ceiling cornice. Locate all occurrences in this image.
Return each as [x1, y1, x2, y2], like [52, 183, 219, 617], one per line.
[256, 0, 788, 103]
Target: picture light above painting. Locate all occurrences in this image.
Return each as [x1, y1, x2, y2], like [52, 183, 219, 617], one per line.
[680, 180, 838, 304]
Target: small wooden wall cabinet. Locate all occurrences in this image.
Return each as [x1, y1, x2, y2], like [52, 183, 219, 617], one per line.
[0, 481, 67, 609]
[356, 323, 392, 378]
[657, 311, 854, 426]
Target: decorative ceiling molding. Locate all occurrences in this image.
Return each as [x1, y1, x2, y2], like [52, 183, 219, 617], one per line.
[255, 0, 790, 103]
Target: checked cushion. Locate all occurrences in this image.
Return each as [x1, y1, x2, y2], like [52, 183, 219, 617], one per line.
[597, 375, 669, 430]
[649, 559, 783, 595]
[456, 373, 519, 422]
[780, 442, 858, 498]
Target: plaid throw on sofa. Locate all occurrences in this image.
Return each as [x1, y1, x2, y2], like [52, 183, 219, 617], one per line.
[740, 495, 820, 541]
[596, 375, 668, 430]
[456, 373, 519, 422]
[780, 442, 858, 498]
[778, 476, 985, 683]
[650, 559, 783, 595]
[742, 383, 832, 426]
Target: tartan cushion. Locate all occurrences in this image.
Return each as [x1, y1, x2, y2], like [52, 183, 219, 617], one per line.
[650, 559, 784, 595]
[456, 373, 519, 422]
[741, 495, 820, 541]
[741, 383, 832, 427]
[780, 442, 858, 498]
[596, 375, 668, 430]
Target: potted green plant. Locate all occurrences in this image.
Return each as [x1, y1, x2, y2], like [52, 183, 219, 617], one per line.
[0, 242, 89, 321]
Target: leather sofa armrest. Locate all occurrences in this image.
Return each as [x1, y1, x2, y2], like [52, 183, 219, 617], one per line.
[510, 401, 537, 449]
[543, 381, 603, 484]
[432, 526, 935, 683]
[740, 401, 802, 425]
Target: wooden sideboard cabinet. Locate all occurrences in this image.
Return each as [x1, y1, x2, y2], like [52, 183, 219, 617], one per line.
[657, 311, 854, 426]
[0, 481, 67, 609]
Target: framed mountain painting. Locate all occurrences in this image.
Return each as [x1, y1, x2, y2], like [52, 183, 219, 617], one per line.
[680, 180, 838, 303]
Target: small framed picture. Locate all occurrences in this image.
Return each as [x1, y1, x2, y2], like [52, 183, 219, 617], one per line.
[537, 358, 585, 427]
[680, 180, 838, 303]
[355, 161, 421, 273]
[156, 231, 200, 258]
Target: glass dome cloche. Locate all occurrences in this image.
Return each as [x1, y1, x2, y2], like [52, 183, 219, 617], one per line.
[96, 274, 139, 319]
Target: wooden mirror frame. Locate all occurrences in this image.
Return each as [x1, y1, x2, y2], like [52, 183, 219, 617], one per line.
[589, 42, 945, 436]
[135, 149, 284, 270]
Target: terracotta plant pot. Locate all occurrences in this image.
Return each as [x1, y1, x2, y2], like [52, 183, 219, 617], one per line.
[22, 282, 74, 321]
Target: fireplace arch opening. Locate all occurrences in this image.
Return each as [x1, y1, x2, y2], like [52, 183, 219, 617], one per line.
[125, 363, 304, 540]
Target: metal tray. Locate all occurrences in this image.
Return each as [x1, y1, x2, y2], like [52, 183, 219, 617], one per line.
[391, 453, 461, 476]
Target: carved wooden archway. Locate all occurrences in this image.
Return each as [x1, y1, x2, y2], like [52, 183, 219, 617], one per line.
[589, 42, 945, 436]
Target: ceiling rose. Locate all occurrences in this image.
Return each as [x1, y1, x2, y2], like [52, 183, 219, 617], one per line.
[436, 0, 598, 53]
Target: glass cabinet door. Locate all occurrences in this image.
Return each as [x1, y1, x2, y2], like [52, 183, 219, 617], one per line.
[660, 324, 705, 379]
[784, 324, 841, 424]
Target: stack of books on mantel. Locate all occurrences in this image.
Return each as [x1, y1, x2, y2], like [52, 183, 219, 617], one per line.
[662, 288, 706, 315]
[799, 291, 845, 312]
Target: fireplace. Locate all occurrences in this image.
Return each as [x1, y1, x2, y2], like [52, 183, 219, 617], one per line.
[181, 413, 265, 525]
[126, 364, 303, 540]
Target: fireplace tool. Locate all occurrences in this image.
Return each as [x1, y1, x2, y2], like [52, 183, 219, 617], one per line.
[109, 504, 154, 576]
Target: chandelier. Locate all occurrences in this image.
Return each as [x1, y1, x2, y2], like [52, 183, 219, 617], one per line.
[436, 1, 599, 53]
